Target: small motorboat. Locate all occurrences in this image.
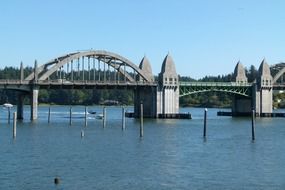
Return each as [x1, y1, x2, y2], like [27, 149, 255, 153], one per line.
[88, 110, 96, 115]
[3, 103, 13, 108]
[96, 113, 104, 119]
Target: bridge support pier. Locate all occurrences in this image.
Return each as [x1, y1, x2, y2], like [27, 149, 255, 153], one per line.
[232, 95, 252, 116]
[156, 86, 179, 117]
[253, 60, 273, 116]
[30, 88, 39, 120]
[253, 84, 273, 117]
[156, 54, 179, 118]
[231, 59, 273, 117]
[17, 93, 26, 120]
[134, 86, 157, 118]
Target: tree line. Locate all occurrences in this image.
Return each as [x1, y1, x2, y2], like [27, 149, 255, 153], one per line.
[0, 65, 284, 108]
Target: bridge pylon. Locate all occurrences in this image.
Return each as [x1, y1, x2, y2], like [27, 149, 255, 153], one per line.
[17, 92, 26, 120]
[30, 88, 39, 120]
[134, 54, 180, 118]
[30, 61, 39, 120]
[231, 61, 252, 115]
[156, 54, 179, 117]
[253, 59, 273, 116]
[134, 56, 157, 117]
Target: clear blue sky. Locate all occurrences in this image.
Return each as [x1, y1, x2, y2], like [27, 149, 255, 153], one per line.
[1, 0, 285, 79]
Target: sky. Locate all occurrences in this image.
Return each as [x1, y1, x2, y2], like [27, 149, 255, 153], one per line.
[1, 0, 285, 79]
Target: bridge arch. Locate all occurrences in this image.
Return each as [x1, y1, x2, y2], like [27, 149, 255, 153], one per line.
[273, 67, 285, 83]
[179, 82, 252, 98]
[179, 89, 251, 98]
[25, 50, 153, 82]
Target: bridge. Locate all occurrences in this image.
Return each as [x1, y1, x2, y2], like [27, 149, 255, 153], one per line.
[1, 50, 285, 120]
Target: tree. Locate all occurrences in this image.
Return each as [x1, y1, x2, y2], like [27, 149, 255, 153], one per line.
[246, 65, 258, 82]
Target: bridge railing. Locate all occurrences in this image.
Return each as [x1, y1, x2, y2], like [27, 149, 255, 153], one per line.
[1, 79, 255, 87]
[37, 79, 156, 85]
[0, 79, 30, 85]
[0, 79, 157, 86]
[179, 81, 252, 87]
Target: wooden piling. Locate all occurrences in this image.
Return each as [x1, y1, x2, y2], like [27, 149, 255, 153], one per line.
[85, 106, 87, 127]
[251, 109, 255, 141]
[13, 112, 17, 138]
[54, 177, 60, 185]
[103, 107, 106, 128]
[69, 107, 72, 126]
[81, 130, 85, 138]
[8, 107, 11, 124]
[122, 107, 126, 130]
[140, 103, 143, 137]
[203, 108, 207, 138]
[48, 106, 51, 123]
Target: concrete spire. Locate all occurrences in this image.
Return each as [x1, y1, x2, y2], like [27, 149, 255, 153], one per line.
[160, 54, 177, 75]
[257, 58, 273, 88]
[234, 61, 247, 83]
[258, 58, 271, 77]
[157, 54, 179, 115]
[139, 56, 154, 81]
[254, 59, 273, 115]
[20, 61, 24, 81]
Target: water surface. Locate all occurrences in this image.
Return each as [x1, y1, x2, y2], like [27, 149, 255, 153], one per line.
[0, 106, 284, 189]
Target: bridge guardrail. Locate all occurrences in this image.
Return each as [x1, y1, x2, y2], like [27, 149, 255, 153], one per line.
[0, 79, 157, 86]
[0, 80, 30, 84]
[179, 82, 252, 87]
[0, 80, 253, 87]
[36, 80, 157, 85]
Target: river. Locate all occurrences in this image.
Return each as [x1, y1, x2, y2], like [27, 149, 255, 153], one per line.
[0, 106, 284, 189]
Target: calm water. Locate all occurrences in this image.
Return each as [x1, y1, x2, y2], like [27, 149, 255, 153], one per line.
[0, 106, 285, 190]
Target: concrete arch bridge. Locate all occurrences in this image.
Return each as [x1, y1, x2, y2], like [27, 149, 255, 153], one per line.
[1, 50, 285, 120]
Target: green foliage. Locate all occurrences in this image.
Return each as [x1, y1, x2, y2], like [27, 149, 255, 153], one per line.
[273, 92, 285, 108]
[0, 65, 284, 108]
[245, 65, 258, 82]
[180, 74, 234, 107]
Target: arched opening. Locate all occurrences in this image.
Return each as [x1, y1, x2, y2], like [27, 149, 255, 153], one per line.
[179, 90, 250, 108]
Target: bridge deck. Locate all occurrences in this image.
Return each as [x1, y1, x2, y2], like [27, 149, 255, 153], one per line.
[0, 80, 157, 90]
[179, 81, 252, 87]
[1, 80, 284, 91]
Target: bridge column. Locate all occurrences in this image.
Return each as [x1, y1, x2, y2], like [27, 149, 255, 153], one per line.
[30, 88, 39, 120]
[20, 61, 24, 81]
[134, 86, 157, 118]
[231, 61, 252, 115]
[232, 95, 252, 115]
[30, 60, 39, 120]
[157, 54, 179, 117]
[134, 56, 156, 118]
[17, 93, 26, 120]
[254, 59, 273, 116]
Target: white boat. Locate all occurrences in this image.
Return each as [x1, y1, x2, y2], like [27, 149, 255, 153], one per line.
[3, 103, 13, 108]
[96, 113, 104, 119]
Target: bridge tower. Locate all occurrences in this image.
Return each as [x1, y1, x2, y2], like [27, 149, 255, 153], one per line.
[17, 62, 25, 120]
[134, 56, 157, 117]
[156, 54, 179, 117]
[232, 61, 251, 115]
[30, 60, 39, 120]
[253, 59, 273, 116]
[234, 61, 248, 84]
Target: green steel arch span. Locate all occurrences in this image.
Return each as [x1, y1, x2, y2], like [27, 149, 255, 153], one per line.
[179, 82, 252, 97]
